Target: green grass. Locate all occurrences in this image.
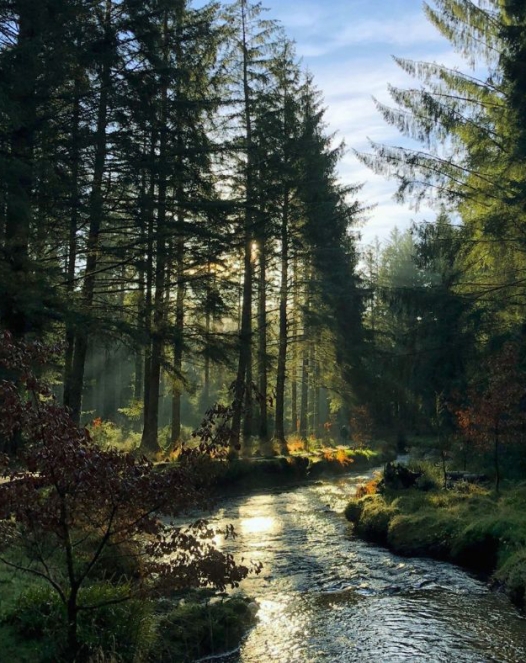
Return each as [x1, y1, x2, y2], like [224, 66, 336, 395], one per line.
[0, 565, 50, 662]
[345, 482, 526, 607]
[0, 561, 257, 663]
[152, 597, 257, 662]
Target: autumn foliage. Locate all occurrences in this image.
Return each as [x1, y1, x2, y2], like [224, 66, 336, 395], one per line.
[349, 405, 375, 448]
[452, 343, 526, 491]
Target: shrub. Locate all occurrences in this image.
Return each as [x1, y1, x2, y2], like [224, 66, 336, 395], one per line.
[381, 462, 422, 491]
[3, 583, 156, 662]
[0, 333, 260, 661]
[153, 597, 257, 663]
[3, 585, 65, 642]
[77, 584, 157, 661]
[344, 499, 363, 523]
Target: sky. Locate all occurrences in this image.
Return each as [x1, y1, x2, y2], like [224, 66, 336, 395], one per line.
[257, 0, 465, 247]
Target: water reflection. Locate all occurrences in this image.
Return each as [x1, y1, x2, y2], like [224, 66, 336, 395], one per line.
[208, 474, 526, 663]
[240, 515, 279, 536]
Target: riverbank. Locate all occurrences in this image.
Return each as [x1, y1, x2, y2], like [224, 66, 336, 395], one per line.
[0, 571, 257, 663]
[345, 479, 526, 610]
[213, 446, 397, 495]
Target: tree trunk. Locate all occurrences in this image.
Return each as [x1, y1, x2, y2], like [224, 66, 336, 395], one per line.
[67, 591, 79, 662]
[63, 75, 82, 408]
[133, 161, 149, 406]
[290, 256, 299, 434]
[170, 1, 186, 450]
[232, 2, 255, 450]
[257, 236, 268, 445]
[141, 12, 170, 455]
[312, 345, 320, 440]
[67, 1, 111, 423]
[299, 347, 309, 442]
[233, 234, 253, 449]
[495, 422, 500, 494]
[274, 190, 289, 451]
[171, 233, 185, 448]
[203, 259, 212, 407]
[2, 2, 40, 336]
[142, 134, 156, 435]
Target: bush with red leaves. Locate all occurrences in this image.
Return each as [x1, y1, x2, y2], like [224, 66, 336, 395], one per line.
[0, 332, 260, 660]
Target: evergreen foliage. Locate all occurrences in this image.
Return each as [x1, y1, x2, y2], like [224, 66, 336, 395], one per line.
[0, 0, 364, 453]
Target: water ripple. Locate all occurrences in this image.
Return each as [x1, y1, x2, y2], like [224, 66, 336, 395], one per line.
[208, 474, 526, 663]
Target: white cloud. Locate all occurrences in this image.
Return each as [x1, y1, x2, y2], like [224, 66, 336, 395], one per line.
[264, 0, 467, 243]
[295, 11, 448, 59]
[271, 4, 325, 30]
[334, 14, 444, 48]
[302, 48, 467, 245]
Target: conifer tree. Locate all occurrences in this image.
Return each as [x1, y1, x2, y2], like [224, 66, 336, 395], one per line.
[357, 0, 526, 341]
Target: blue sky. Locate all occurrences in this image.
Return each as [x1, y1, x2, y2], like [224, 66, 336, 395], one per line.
[256, 0, 465, 246]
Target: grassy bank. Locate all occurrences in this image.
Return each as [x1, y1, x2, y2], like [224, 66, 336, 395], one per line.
[214, 445, 397, 494]
[345, 470, 526, 609]
[0, 568, 257, 663]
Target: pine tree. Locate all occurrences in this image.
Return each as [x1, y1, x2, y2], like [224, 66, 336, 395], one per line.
[357, 0, 526, 341]
[222, 0, 287, 448]
[295, 77, 364, 432]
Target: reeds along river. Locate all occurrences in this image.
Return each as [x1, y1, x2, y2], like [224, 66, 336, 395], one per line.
[204, 471, 526, 663]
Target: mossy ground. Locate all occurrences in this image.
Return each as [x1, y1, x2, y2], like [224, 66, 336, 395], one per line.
[345, 481, 526, 609]
[152, 595, 257, 662]
[214, 445, 397, 494]
[0, 565, 257, 663]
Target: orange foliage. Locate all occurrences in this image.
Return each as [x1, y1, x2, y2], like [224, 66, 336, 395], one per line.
[452, 343, 526, 490]
[322, 447, 353, 466]
[453, 343, 526, 451]
[287, 436, 306, 454]
[322, 447, 334, 462]
[355, 476, 380, 498]
[336, 448, 353, 465]
[153, 447, 182, 463]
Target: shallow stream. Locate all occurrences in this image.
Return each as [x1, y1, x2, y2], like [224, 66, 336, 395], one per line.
[205, 470, 526, 662]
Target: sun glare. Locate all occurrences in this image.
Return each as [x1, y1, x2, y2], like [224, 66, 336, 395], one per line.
[240, 515, 277, 535]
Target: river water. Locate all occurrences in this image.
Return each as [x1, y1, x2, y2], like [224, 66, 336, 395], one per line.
[204, 469, 526, 663]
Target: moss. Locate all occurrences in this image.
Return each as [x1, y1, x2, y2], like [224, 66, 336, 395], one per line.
[494, 550, 526, 607]
[387, 510, 460, 560]
[153, 597, 257, 662]
[353, 494, 398, 545]
[345, 481, 526, 609]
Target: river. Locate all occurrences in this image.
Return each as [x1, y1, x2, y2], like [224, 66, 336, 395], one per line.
[203, 469, 526, 663]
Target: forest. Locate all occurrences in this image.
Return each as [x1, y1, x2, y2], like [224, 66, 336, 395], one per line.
[2, 0, 526, 661]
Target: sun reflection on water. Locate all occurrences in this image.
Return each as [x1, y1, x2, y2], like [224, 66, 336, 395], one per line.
[240, 515, 278, 535]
